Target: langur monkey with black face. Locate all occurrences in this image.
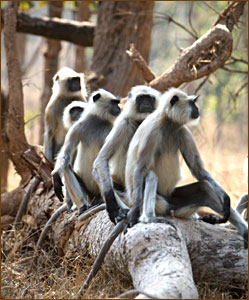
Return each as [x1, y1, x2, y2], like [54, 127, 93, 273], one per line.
[125, 88, 248, 248]
[52, 89, 121, 215]
[44, 67, 87, 162]
[93, 85, 161, 224]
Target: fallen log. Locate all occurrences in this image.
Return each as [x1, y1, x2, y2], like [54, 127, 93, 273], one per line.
[29, 191, 247, 299]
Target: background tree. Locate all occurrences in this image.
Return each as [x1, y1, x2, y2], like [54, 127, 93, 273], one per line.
[89, 1, 154, 96]
[38, 1, 63, 145]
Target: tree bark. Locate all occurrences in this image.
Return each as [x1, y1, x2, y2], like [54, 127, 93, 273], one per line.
[128, 1, 245, 93]
[38, 2, 63, 145]
[89, 1, 154, 96]
[29, 191, 247, 299]
[1, 91, 9, 193]
[3, 1, 32, 183]
[1, 9, 95, 47]
[74, 1, 90, 72]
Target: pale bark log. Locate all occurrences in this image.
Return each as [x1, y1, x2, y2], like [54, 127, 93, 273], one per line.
[29, 191, 247, 298]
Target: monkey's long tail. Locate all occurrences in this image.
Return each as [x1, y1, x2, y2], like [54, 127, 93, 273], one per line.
[36, 203, 67, 250]
[77, 207, 138, 298]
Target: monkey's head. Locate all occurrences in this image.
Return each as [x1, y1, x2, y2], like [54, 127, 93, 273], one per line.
[162, 88, 199, 126]
[63, 101, 88, 130]
[124, 85, 161, 120]
[88, 89, 121, 122]
[52, 67, 87, 100]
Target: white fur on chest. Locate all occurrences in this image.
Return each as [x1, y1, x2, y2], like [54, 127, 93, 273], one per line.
[155, 151, 181, 196]
[74, 142, 100, 194]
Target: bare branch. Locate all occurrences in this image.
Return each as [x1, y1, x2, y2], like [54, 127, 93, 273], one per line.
[1, 9, 95, 47]
[126, 43, 156, 83]
[221, 66, 248, 74]
[154, 11, 198, 40]
[214, 1, 246, 32]
[149, 24, 233, 91]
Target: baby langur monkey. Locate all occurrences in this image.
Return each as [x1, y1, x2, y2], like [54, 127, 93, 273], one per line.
[125, 88, 248, 248]
[93, 85, 161, 224]
[52, 89, 121, 215]
[44, 67, 87, 162]
[63, 101, 87, 130]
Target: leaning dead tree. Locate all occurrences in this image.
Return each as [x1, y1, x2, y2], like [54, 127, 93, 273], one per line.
[127, 1, 245, 92]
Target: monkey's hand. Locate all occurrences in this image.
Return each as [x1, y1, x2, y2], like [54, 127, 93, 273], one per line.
[104, 190, 121, 224]
[52, 171, 64, 202]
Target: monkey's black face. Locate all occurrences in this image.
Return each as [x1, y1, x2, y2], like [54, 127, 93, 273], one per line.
[189, 101, 199, 119]
[67, 77, 81, 92]
[109, 99, 121, 116]
[136, 94, 156, 113]
[69, 106, 84, 122]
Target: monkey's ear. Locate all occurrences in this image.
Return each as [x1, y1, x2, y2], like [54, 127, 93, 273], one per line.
[170, 95, 179, 106]
[93, 93, 101, 102]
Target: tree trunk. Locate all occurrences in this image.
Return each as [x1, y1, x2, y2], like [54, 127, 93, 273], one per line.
[28, 191, 247, 299]
[38, 2, 63, 145]
[74, 1, 90, 72]
[3, 1, 32, 183]
[1, 91, 9, 193]
[89, 1, 154, 96]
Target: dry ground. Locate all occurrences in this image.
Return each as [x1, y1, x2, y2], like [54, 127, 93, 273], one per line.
[1, 115, 248, 299]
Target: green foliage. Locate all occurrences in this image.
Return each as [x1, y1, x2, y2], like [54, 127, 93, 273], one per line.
[19, 1, 34, 11]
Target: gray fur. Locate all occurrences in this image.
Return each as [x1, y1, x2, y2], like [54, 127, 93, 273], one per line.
[52, 89, 120, 211]
[44, 67, 87, 162]
[93, 85, 161, 223]
[125, 88, 247, 246]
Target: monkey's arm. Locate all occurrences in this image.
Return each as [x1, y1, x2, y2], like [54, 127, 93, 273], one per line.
[179, 127, 230, 223]
[93, 120, 128, 223]
[52, 125, 80, 201]
[44, 108, 57, 162]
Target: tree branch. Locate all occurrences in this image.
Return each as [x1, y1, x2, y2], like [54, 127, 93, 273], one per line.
[1, 9, 95, 47]
[149, 24, 233, 91]
[126, 43, 156, 83]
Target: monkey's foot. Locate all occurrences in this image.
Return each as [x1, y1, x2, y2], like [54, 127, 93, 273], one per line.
[199, 214, 222, 224]
[147, 216, 176, 229]
[78, 205, 91, 216]
[116, 208, 129, 223]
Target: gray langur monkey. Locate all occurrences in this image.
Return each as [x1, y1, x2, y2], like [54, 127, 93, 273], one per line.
[52, 89, 121, 215]
[236, 157, 248, 222]
[125, 88, 248, 248]
[93, 85, 161, 224]
[62, 101, 88, 213]
[63, 100, 87, 130]
[44, 67, 87, 162]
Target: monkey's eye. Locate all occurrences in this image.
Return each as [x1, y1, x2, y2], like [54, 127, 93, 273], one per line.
[170, 95, 179, 106]
[111, 99, 120, 105]
[93, 93, 101, 102]
[55, 75, 59, 81]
